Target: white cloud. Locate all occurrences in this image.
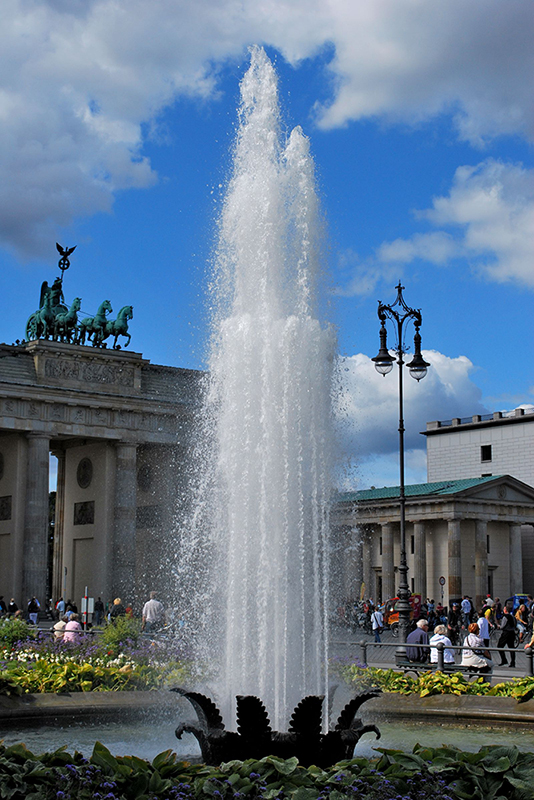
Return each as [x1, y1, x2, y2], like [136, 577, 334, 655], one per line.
[315, 0, 534, 144]
[377, 159, 534, 288]
[335, 350, 486, 467]
[2, 1, 534, 257]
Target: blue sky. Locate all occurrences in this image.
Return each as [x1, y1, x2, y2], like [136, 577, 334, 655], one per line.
[1, 1, 533, 488]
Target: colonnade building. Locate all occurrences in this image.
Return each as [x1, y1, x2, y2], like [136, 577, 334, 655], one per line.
[0, 339, 200, 608]
[334, 409, 534, 611]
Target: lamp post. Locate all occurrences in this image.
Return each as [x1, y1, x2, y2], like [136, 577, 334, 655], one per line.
[372, 282, 430, 656]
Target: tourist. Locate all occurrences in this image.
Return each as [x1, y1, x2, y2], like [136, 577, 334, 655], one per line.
[109, 597, 126, 621]
[523, 630, 534, 650]
[8, 598, 18, 614]
[370, 605, 383, 644]
[515, 604, 528, 642]
[429, 624, 455, 664]
[461, 622, 493, 674]
[0, 596, 7, 615]
[447, 602, 462, 645]
[63, 613, 82, 643]
[93, 597, 104, 626]
[406, 619, 430, 662]
[461, 595, 471, 628]
[52, 615, 68, 640]
[476, 610, 491, 647]
[27, 597, 40, 625]
[141, 591, 165, 633]
[55, 597, 65, 617]
[497, 606, 517, 667]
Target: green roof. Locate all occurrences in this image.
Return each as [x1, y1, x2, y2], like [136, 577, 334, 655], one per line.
[339, 476, 504, 503]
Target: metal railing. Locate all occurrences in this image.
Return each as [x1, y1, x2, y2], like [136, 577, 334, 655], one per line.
[357, 639, 534, 677]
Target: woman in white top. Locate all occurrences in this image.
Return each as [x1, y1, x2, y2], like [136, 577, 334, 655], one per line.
[461, 622, 493, 673]
[429, 624, 455, 664]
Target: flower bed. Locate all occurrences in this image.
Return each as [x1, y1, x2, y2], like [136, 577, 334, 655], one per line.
[0, 617, 193, 695]
[0, 741, 533, 800]
[340, 665, 534, 702]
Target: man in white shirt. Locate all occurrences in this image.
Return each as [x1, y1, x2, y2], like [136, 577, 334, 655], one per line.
[371, 606, 384, 643]
[141, 591, 164, 632]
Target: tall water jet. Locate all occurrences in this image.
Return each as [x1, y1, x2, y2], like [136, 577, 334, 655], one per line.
[181, 46, 336, 731]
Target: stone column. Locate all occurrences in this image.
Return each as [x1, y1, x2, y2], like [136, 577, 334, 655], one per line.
[51, 449, 66, 601]
[413, 521, 426, 599]
[351, 528, 364, 601]
[22, 433, 50, 604]
[362, 531, 372, 602]
[474, 520, 488, 611]
[113, 443, 137, 601]
[509, 524, 523, 596]
[447, 518, 462, 604]
[381, 522, 395, 602]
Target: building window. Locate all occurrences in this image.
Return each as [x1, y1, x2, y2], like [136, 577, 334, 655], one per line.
[379, 536, 383, 555]
[481, 444, 492, 462]
[410, 534, 415, 554]
[481, 473, 492, 477]
[487, 534, 490, 553]
[411, 577, 415, 593]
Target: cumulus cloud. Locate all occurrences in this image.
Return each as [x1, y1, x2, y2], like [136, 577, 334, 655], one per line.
[377, 159, 534, 288]
[334, 350, 487, 464]
[2, 0, 534, 256]
[315, 1, 534, 144]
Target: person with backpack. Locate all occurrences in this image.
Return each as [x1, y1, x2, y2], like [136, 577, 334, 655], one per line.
[497, 605, 517, 667]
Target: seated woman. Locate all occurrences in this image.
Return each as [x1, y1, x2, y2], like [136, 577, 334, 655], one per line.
[63, 613, 82, 643]
[429, 624, 455, 664]
[52, 615, 68, 640]
[461, 622, 493, 673]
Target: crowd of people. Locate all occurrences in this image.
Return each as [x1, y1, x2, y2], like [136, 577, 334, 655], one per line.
[337, 592, 534, 674]
[0, 591, 167, 643]
[403, 593, 534, 673]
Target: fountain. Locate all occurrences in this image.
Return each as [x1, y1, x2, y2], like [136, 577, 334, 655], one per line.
[176, 46, 338, 734]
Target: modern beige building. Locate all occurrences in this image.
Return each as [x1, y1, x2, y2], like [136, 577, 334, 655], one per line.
[333, 475, 534, 611]
[0, 339, 200, 609]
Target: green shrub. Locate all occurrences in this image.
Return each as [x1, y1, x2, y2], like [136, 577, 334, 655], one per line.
[0, 743, 533, 800]
[0, 617, 36, 649]
[100, 616, 142, 656]
[341, 665, 534, 702]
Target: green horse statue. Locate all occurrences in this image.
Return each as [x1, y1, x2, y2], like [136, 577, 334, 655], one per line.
[53, 297, 81, 343]
[77, 300, 113, 346]
[102, 305, 134, 349]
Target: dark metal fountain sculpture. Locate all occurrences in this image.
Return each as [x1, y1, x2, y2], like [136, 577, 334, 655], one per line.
[172, 689, 381, 767]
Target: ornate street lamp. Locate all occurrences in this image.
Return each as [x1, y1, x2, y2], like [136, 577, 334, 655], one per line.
[372, 282, 430, 657]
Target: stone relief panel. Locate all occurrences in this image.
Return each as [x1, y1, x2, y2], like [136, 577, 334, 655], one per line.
[0, 496, 12, 521]
[91, 408, 109, 426]
[27, 402, 41, 418]
[73, 501, 95, 525]
[49, 404, 66, 421]
[70, 407, 86, 424]
[44, 358, 134, 387]
[2, 399, 17, 416]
